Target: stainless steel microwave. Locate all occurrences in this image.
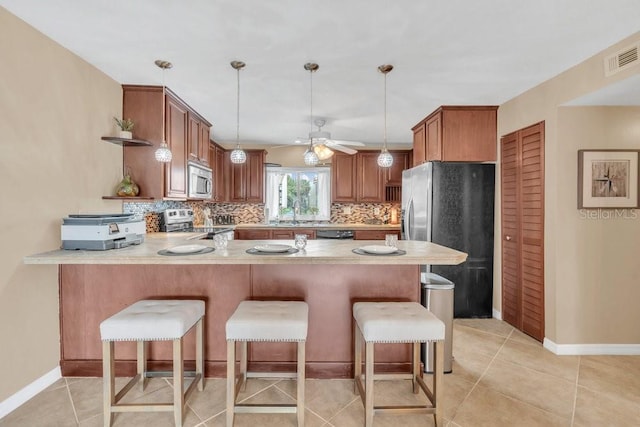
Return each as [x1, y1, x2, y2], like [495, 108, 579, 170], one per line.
[187, 162, 213, 199]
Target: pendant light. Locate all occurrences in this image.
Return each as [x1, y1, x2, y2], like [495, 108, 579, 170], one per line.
[230, 60, 247, 164]
[377, 64, 394, 168]
[303, 63, 320, 166]
[154, 60, 173, 163]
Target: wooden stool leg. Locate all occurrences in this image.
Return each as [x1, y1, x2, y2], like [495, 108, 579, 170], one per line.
[365, 341, 374, 427]
[102, 341, 114, 427]
[137, 340, 147, 391]
[196, 317, 204, 391]
[412, 341, 420, 394]
[434, 340, 444, 426]
[226, 340, 236, 427]
[240, 341, 248, 392]
[173, 338, 185, 427]
[297, 341, 305, 427]
[354, 323, 362, 394]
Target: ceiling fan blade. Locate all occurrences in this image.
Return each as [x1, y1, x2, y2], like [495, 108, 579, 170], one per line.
[326, 139, 366, 147]
[330, 144, 358, 155]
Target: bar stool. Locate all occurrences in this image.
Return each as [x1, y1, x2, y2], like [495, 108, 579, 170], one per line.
[226, 300, 308, 427]
[100, 300, 205, 427]
[353, 302, 445, 427]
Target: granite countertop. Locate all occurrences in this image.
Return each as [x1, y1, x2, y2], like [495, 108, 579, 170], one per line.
[219, 223, 402, 230]
[24, 233, 466, 266]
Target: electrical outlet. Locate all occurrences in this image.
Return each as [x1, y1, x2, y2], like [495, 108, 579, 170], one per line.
[374, 208, 380, 215]
[343, 206, 351, 215]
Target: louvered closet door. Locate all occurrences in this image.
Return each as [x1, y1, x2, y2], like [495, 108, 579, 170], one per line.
[500, 132, 520, 328]
[500, 122, 545, 342]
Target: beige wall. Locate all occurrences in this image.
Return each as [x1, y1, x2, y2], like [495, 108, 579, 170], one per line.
[0, 8, 123, 401]
[497, 32, 640, 344]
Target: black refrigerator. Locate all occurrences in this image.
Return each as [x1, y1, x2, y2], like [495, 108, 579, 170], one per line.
[401, 162, 495, 318]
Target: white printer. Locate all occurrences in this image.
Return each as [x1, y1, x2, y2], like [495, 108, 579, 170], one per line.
[61, 214, 146, 250]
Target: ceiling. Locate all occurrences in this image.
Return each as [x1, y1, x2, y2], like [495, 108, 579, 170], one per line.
[2, 0, 639, 148]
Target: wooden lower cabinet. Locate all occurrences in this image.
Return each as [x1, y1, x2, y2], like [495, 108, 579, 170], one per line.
[354, 230, 401, 240]
[235, 229, 271, 240]
[236, 228, 317, 240]
[59, 264, 420, 378]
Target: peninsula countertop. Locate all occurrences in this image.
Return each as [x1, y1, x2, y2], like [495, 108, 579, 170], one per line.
[24, 233, 467, 266]
[231, 223, 401, 230]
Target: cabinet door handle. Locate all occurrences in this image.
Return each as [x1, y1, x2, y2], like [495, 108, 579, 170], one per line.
[505, 235, 512, 241]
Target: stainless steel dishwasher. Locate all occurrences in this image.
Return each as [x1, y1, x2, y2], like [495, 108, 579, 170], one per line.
[315, 229, 355, 240]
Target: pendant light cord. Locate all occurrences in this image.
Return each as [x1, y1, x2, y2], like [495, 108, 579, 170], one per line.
[162, 67, 166, 143]
[383, 71, 387, 150]
[236, 66, 240, 149]
[309, 67, 314, 149]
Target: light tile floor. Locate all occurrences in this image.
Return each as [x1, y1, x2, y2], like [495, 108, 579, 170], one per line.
[2, 319, 640, 426]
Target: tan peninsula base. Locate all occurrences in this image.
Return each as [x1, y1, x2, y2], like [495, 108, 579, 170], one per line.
[59, 263, 421, 378]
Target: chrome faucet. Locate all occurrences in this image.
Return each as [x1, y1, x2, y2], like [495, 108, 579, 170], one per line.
[292, 200, 300, 224]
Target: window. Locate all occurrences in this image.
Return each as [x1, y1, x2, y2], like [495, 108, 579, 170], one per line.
[265, 167, 331, 222]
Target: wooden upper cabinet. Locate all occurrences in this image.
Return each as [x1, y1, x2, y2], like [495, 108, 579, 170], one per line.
[412, 122, 426, 166]
[228, 149, 265, 203]
[188, 113, 211, 166]
[332, 151, 409, 202]
[164, 94, 188, 198]
[412, 106, 497, 164]
[198, 124, 210, 165]
[209, 142, 227, 202]
[385, 151, 410, 186]
[246, 150, 265, 203]
[331, 153, 357, 202]
[357, 152, 384, 202]
[122, 85, 212, 199]
[187, 114, 199, 162]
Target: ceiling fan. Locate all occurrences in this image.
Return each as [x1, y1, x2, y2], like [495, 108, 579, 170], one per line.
[294, 118, 365, 156]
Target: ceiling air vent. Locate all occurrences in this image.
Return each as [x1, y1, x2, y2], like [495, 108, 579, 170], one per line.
[604, 42, 639, 76]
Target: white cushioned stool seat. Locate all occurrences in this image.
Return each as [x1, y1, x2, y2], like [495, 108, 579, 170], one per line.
[353, 302, 445, 427]
[353, 302, 444, 343]
[226, 300, 308, 341]
[101, 300, 205, 341]
[100, 299, 205, 427]
[226, 300, 308, 427]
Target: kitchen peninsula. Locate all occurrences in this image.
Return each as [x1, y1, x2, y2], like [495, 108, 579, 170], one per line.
[25, 235, 466, 378]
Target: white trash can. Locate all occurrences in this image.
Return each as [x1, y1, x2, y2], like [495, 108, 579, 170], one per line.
[421, 272, 454, 373]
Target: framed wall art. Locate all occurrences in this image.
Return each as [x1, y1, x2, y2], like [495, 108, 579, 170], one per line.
[578, 149, 640, 209]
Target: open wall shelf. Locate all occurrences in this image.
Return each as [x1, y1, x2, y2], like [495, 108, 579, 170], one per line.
[101, 136, 152, 146]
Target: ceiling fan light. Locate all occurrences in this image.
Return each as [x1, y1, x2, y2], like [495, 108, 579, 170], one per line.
[230, 147, 247, 164]
[313, 144, 334, 160]
[154, 142, 172, 163]
[304, 148, 319, 166]
[377, 149, 393, 168]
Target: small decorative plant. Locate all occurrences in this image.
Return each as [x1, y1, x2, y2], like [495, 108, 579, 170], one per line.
[114, 117, 134, 131]
[114, 117, 134, 139]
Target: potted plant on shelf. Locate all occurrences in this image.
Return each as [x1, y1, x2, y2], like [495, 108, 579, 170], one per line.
[115, 167, 140, 197]
[114, 117, 134, 139]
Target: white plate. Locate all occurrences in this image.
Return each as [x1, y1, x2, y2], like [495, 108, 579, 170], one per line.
[253, 244, 292, 253]
[166, 244, 208, 254]
[359, 245, 398, 255]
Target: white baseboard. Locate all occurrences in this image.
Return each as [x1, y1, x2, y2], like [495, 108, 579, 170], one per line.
[492, 308, 502, 320]
[0, 366, 61, 419]
[544, 339, 640, 355]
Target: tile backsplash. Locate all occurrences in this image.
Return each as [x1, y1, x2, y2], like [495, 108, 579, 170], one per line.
[124, 201, 401, 230]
